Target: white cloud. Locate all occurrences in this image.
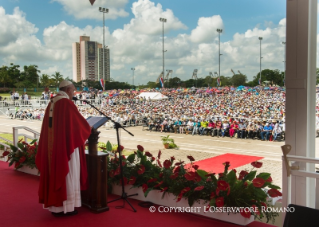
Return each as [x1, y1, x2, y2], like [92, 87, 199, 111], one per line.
[0, 1, 296, 84]
[52, 0, 129, 20]
[190, 15, 223, 43]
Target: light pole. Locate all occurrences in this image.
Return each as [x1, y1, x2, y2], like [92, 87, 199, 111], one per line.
[131, 67, 135, 87]
[259, 37, 263, 85]
[159, 17, 167, 81]
[217, 29, 223, 85]
[282, 41, 286, 86]
[166, 69, 173, 88]
[99, 7, 109, 90]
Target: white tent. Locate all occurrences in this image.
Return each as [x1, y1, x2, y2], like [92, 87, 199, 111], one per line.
[135, 92, 168, 100]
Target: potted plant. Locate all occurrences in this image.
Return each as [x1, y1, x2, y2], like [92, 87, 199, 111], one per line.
[1, 139, 38, 175]
[160, 135, 177, 149]
[107, 145, 281, 225]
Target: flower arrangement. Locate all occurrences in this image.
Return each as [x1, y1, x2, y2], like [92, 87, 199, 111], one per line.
[1, 139, 38, 170]
[106, 145, 281, 223]
[160, 135, 178, 149]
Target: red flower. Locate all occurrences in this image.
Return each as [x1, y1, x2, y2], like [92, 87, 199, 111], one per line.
[142, 184, 148, 193]
[176, 193, 183, 202]
[243, 182, 248, 188]
[232, 169, 237, 174]
[157, 159, 162, 168]
[252, 205, 260, 216]
[174, 166, 181, 173]
[205, 173, 215, 177]
[19, 156, 26, 163]
[122, 161, 126, 166]
[268, 189, 282, 197]
[261, 202, 267, 209]
[147, 178, 157, 183]
[240, 208, 251, 218]
[2, 151, 9, 157]
[266, 176, 272, 182]
[215, 197, 224, 207]
[109, 170, 115, 178]
[170, 156, 175, 161]
[117, 145, 124, 152]
[251, 161, 263, 168]
[194, 186, 204, 191]
[14, 162, 20, 168]
[238, 170, 248, 180]
[176, 187, 191, 202]
[223, 161, 230, 166]
[137, 145, 144, 152]
[120, 177, 128, 186]
[145, 151, 152, 157]
[175, 161, 184, 166]
[159, 172, 163, 178]
[218, 173, 224, 178]
[114, 167, 120, 176]
[210, 191, 215, 200]
[151, 157, 155, 162]
[128, 176, 136, 185]
[193, 164, 199, 170]
[170, 172, 179, 179]
[157, 150, 162, 159]
[205, 205, 210, 212]
[181, 187, 191, 194]
[154, 181, 163, 188]
[137, 165, 145, 175]
[187, 156, 195, 162]
[163, 160, 171, 169]
[252, 178, 265, 188]
[160, 187, 168, 192]
[184, 172, 195, 181]
[217, 180, 229, 191]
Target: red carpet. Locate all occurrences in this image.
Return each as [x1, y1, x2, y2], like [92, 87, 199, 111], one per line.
[0, 161, 273, 227]
[185, 153, 263, 173]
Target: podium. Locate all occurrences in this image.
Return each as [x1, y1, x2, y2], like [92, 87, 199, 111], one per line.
[81, 127, 109, 213]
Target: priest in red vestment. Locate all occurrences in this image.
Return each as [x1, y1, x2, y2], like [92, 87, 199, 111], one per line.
[36, 80, 91, 216]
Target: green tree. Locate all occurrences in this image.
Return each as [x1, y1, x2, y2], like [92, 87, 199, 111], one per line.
[252, 69, 284, 86]
[39, 74, 52, 88]
[51, 72, 64, 87]
[0, 66, 10, 87]
[231, 74, 247, 86]
[20, 65, 40, 87]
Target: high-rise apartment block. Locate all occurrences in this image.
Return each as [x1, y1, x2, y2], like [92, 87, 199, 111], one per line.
[72, 36, 110, 83]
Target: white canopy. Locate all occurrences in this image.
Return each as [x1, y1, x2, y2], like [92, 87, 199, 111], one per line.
[136, 92, 168, 100]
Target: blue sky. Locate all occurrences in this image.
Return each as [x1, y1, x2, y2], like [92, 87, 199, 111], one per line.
[0, 0, 290, 84]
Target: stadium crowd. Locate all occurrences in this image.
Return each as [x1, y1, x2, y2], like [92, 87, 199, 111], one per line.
[5, 86, 288, 141]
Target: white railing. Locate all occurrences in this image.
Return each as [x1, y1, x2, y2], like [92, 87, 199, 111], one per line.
[282, 145, 319, 222]
[12, 126, 40, 146]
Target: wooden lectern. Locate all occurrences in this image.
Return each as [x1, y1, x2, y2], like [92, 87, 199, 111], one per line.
[81, 127, 109, 213]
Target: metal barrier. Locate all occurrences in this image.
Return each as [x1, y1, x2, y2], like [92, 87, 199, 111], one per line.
[282, 144, 319, 223]
[12, 126, 40, 147]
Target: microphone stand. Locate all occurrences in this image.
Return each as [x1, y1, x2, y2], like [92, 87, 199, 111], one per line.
[79, 99, 138, 212]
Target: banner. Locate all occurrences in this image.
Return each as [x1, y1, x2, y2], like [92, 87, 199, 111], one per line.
[88, 41, 95, 60]
[160, 77, 165, 88]
[217, 77, 221, 86]
[100, 78, 104, 90]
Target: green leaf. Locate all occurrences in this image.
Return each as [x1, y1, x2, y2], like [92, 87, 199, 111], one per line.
[256, 173, 271, 180]
[127, 154, 135, 163]
[267, 184, 281, 190]
[30, 139, 37, 145]
[9, 145, 18, 152]
[188, 196, 195, 207]
[244, 170, 257, 181]
[136, 150, 143, 159]
[209, 198, 216, 206]
[253, 188, 268, 201]
[144, 187, 152, 197]
[196, 169, 209, 179]
[226, 170, 237, 186]
[106, 141, 112, 151]
[8, 159, 15, 167]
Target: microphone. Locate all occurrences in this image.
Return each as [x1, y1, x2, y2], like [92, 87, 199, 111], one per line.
[73, 96, 90, 104]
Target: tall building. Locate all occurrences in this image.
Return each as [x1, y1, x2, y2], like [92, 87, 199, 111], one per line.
[72, 36, 110, 84]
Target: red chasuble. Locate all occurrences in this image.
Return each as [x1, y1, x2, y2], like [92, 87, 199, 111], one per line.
[36, 98, 91, 208]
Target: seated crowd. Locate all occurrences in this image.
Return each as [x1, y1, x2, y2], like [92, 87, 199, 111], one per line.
[144, 116, 284, 141]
